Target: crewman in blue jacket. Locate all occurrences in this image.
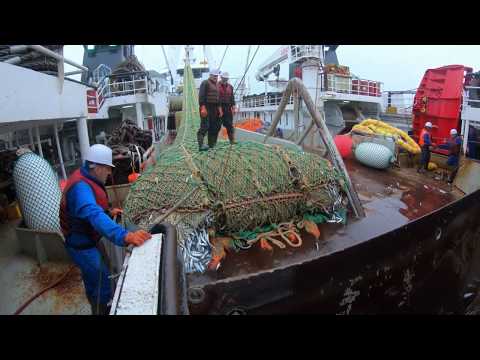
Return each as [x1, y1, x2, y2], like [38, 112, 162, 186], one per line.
[438, 129, 463, 184]
[59, 144, 151, 315]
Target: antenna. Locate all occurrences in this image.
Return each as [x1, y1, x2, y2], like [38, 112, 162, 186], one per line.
[184, 45, 194, 65]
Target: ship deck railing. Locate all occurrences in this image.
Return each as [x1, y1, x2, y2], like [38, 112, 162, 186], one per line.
[241, 93, 295, 108]
[289, 45, 323, 63]
[464, 86, 480, 107]
[324, 73, 382, 98]
[96, 73, 168, 109]
[239, 79, 382, 110]
[461, 86, 480, 154]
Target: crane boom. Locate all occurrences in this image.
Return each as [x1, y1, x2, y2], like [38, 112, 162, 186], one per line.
[161, 45, 182, 86]
[255, 46, 289, 81]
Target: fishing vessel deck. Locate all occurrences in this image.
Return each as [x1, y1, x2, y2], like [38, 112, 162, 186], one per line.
[187, 158, 463, 286]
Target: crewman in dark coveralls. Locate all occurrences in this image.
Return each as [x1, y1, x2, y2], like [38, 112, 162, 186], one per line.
[218, 72, 237, 144]
[197, 69, 223, 151]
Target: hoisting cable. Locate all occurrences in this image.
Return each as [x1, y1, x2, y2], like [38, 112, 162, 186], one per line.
[218, 45, 229, 70]
[234, 45, 260, 96]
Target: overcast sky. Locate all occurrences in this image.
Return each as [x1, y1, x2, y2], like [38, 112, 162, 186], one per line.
[64, 45, 480, 93]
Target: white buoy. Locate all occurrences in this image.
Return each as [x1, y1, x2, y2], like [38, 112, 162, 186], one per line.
[13, 149, 62, 232]
[354, 142, 393, 170]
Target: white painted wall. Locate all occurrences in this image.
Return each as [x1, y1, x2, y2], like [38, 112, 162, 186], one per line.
[96, 94, 147, 118]
[0, 62, 89, 123]
[96, 93, 168, 120]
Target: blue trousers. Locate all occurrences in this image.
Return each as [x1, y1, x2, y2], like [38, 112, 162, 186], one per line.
[420, 146, 431, 170]
[65, 246, 111, 307]
[468, 142, 477, 159]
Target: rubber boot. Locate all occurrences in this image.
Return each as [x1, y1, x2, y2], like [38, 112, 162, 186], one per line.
[88, 297, 111, 315]
[198, 133, 209, 152]
[208, 134, 217, 149]
[228, 129, 237, 145]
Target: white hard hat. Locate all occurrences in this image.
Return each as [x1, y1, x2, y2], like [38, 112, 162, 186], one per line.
[209, 68, 220, 76]
[450, 128, 458, 135]
[221, 72, 229, 78]
[85, 144, 115, 167]
[425, 122, 433, 128]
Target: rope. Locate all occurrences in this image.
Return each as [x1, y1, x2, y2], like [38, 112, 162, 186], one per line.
[234, 45, 260, 96]
[241, 221, 303, 248]
[218, 46, 229, 70]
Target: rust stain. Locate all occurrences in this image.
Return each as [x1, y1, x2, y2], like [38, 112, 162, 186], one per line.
[23, 265, 86, 314]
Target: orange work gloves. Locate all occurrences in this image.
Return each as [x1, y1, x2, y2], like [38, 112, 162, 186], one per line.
[124, 230, 152, 246]
[200, 105, 208, 118]
[109, 208, 123, 218]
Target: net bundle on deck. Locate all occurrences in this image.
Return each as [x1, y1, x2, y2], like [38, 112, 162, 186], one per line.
[123, 64, 347, 258]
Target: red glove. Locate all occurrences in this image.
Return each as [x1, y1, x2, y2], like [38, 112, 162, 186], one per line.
[218, 107, 223, 118]
[200, 105, 208, 118]
[128, 172, 140, 183]
[125, 230, 152, 246]
[110, 208, 123, 217]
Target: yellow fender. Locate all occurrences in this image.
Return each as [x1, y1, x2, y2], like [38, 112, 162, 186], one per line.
[352, 119, 421, 154]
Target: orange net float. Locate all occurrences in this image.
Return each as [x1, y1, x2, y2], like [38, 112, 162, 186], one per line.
[221, 117, 264, 139]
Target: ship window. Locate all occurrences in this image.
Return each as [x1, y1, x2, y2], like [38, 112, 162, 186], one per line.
[87, 45, 96, 57]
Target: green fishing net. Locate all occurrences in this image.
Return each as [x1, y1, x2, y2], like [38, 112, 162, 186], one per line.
[124, 64, 347, 238]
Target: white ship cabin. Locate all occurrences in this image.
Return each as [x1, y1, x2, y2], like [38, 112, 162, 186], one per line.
[236, 45, 383, 137]
[462, 73, 480, 158]
[175, 64, 210, 92]
[83, 47, 171, 146]
[92, 69, 170, 143]
[0, 45, 93, 181]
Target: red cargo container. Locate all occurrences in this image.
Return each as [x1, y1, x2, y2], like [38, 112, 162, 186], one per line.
[369, 82, 377, 96]
[412, 65, 473, 155]
[352, 79, 358, 94]
[352, 80, 380, 96]
[359, 80, 368, 95]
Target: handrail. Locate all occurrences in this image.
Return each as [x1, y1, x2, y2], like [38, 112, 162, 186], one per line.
[463, 86, 480, 105]
[240, 77, 382, 110]
[28, 45, 88, 72]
